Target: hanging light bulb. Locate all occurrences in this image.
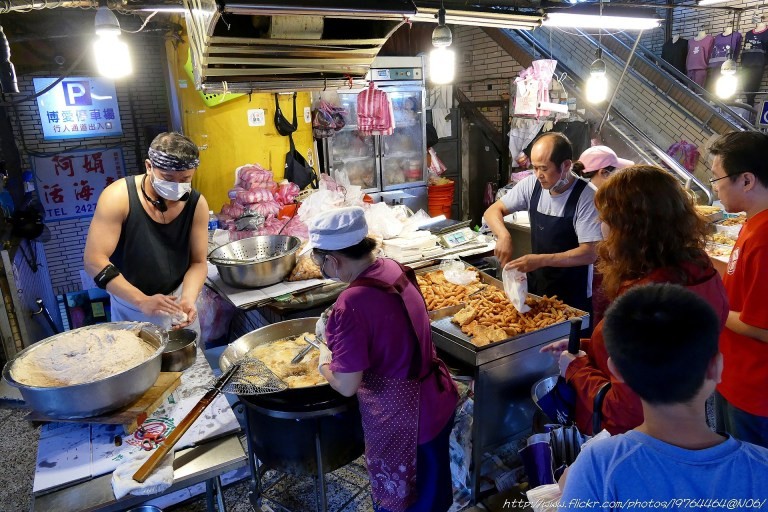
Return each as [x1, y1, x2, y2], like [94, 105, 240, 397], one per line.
[586, 49, 608, 103]
[715, 58, 738, 99]
[93, 7, 132, 79]
[429, 3, 455, 84]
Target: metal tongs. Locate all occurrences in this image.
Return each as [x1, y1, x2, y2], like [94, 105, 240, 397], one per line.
[290, 334, 321, 364]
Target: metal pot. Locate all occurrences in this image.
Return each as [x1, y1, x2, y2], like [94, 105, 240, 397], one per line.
[209, 235, 301, 289]
[2, 322, 167, 419]
[161, 329, 197, 372]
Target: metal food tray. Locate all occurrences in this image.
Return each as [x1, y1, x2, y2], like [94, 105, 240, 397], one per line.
[429, 273, 589, 367]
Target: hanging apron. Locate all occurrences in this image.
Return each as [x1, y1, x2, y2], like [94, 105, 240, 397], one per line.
[527, 179, 591, 313]
[346, 262, 452, 512]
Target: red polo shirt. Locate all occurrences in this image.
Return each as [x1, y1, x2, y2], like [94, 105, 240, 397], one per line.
[718, 209, 768, 417]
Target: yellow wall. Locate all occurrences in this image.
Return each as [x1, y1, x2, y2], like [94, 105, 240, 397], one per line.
[171, 32, 315, 213]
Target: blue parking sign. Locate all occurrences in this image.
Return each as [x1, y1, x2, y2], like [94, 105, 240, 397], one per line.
[759, 100, 768, 127]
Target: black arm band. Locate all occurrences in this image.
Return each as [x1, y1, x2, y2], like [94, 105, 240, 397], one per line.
[95, 264, 121, 289]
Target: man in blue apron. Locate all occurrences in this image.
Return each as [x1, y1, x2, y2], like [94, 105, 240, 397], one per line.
[84, 132, 209, 334]
[484, 132, 602, 315]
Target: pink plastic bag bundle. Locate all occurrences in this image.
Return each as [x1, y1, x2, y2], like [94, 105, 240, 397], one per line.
[357, 82, 395, 136]
[275, 182, 300, 205]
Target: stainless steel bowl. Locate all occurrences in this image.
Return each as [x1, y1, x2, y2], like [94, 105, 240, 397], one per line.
[2, 322, 168, 419]
[161, 328, 198, 372]
[209, 235, 301, 288]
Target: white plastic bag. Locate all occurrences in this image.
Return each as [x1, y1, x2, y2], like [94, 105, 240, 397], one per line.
[365, 202, 403, 240]
[440, 259, 478, 286]
[502, 264, 531, 313]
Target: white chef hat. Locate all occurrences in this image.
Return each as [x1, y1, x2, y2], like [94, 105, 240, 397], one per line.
[301, 207, 368, 255]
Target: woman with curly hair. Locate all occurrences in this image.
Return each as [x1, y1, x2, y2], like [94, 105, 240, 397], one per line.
[542, 165, 728, 435]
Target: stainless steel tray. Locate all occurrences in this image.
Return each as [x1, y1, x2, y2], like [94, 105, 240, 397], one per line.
[428, 272, 589, 366]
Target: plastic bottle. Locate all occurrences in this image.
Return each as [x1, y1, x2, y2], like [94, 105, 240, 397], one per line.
[208, 210, 218, 242]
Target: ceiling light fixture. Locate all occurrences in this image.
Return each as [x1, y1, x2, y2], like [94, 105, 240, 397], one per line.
[697, 0, 730, 6]
[587, 48, 608, 103]
[543, 5, 661, 31]
[429, 2, 455, 85]
[0, 24, 19, 94]
[93, 6, 132, 79]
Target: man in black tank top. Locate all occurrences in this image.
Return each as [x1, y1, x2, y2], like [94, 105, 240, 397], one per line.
[84, 132, 209, 331]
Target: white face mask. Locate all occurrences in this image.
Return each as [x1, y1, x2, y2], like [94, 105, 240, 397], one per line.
[152, 173, 192, 201]
[551, 164, 572, 193]
[320, 256, 342, 282]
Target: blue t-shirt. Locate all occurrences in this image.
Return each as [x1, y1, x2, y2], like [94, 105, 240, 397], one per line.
[560, 431, 768, 511]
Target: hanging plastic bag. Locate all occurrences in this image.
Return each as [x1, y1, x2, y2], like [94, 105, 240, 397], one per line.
[502, 264, 531, 313]
[440, 259, 478, 286]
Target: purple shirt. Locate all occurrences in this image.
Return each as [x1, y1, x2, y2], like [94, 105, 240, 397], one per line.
[709, 32, 742, 68]
[326, 258, 458, 443]
[687, 35, 714, 71]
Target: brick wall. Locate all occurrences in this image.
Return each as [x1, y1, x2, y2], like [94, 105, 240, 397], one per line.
[454, 25, 525, 131]
[665, 0, 767, 106]
[8, 32, 171, 296]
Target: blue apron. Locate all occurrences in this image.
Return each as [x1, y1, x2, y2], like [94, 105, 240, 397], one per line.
[527, 179, 591, 314]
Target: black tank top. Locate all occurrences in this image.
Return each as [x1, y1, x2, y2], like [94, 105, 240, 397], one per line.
[112, 176, 200, 296]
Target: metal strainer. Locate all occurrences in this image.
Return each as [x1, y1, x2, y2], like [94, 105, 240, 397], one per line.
[208, 235, 301, 288]
[208, 235, 300, 265]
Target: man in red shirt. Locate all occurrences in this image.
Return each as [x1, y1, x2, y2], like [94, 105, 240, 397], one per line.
[709, 131, 768, 448]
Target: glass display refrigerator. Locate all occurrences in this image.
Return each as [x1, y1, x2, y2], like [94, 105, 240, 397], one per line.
[322, 56, 428, 212]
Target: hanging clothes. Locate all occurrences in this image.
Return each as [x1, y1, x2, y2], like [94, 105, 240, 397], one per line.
[661, 37, 689, 75]
[709, 32, 743, 69]
[742, 28, 768, 104]
[357, 82, 395, 136]
[686, 36, 715, 87]
[667, 140, 700, 173]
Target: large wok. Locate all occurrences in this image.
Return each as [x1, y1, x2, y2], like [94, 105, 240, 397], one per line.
[2, 322, 167, 419]
[219, 317, 345, 409]
[220, 317, 365, 478]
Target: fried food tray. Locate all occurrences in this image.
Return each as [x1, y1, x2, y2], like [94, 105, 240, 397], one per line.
[422, 270, 588, 366]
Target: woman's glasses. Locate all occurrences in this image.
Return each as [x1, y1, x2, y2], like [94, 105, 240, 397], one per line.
[310, 251, 326, 267]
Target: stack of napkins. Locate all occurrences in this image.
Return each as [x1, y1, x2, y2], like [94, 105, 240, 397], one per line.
[382, 231, 440, 261]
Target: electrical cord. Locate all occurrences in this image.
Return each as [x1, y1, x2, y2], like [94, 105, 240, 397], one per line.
[0, 45, 89, 106]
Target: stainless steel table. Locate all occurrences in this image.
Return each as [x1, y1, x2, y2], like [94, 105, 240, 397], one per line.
[32, 434, 247, 512]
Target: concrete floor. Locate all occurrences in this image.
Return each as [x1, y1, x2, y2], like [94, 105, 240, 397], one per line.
[0, 405, 490, 512]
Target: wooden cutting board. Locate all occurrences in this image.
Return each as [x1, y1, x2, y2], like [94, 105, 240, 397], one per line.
[25, 372, 182, 434]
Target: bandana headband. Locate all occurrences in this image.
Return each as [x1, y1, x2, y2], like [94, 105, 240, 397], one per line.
[148, 148, 200, 171]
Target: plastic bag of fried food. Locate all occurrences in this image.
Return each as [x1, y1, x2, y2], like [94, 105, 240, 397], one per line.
[417, 269, 483, 311]
[451, 287, 579, 346]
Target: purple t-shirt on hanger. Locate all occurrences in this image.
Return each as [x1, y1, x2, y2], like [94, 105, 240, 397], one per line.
[708, 32, 743, 68]
[687, 35, 714, 71]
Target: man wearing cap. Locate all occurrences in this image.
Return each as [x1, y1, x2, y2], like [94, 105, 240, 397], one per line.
[484, 132, 603, 316]
[308, 207, 458, 512]
[84, 132, 209, 331]
[573, 145, 635, 190]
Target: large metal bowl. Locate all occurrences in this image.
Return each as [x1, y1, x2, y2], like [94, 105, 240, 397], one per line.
[2, 322, 168, 419]
[209, 235, 301, 289]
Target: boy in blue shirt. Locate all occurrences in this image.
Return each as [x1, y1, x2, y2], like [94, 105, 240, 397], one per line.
[560, 283, 768, 511]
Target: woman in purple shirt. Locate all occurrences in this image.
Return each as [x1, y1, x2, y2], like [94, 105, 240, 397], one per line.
[307, 207, 459, 512]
